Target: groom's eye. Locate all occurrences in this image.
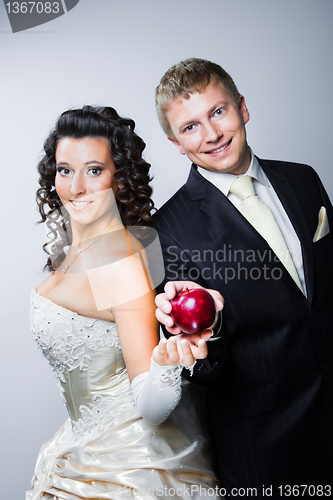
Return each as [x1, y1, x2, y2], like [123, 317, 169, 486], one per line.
[185, 124, 195, 132]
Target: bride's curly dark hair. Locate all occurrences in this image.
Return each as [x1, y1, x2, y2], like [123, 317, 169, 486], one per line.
[37, 106, 155, 271]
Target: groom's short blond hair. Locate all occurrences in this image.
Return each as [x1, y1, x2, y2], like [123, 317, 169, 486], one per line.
[155, 58, 241, 139]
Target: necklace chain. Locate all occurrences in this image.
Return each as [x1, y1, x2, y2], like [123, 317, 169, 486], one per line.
[61, 222, 122, 273]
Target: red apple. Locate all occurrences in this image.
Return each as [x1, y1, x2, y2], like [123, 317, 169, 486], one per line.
[170, 288, 216, 334]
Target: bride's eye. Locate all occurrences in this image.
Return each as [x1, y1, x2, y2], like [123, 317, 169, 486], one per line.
[56, 167, 72, 176]
[88, 167, 103, 176]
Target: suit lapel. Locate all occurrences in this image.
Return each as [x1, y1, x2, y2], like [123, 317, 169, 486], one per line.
[259, 159, 314, 302]
[201, 181, 270, 253]
[186, 165, 268, 250]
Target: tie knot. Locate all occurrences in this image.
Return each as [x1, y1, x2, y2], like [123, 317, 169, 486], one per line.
[229, 175, 256, 201]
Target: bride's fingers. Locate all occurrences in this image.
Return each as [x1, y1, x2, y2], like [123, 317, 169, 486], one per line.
[152, 338, 169, 364]
[179, 339, 196, 366]
[166, 337, 180, 364]
[192, 339, 208, 359]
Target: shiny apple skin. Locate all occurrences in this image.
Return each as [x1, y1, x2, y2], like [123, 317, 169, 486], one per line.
[170, 288, 216, 334]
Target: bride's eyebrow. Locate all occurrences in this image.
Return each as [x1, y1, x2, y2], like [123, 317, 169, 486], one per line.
[55, 161, 106, 167]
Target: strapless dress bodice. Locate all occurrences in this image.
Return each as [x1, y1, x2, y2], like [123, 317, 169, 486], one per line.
[30, 289, 138, 440]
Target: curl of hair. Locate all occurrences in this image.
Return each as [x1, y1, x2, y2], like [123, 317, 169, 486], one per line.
[37, 106, 154, 271]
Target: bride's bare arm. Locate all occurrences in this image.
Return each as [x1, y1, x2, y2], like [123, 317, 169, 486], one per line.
[113, 284, 159, 382]
[109, 247, 209, 424]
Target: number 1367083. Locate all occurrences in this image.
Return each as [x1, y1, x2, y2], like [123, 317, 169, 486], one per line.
[5, 2, 60, 14]
[278, 485, 331, 496]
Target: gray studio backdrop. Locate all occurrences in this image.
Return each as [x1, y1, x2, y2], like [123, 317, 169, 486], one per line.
[0, 0, 332, 496]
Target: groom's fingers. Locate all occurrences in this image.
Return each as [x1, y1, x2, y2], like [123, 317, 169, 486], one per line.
[164, 280, 203, 300]
[155, 305, 182, 334]
[156, 282, 224, 313]
[155, 292, 172, 315]
[179, 330, 213, 346]
[164, 281, 224, 311]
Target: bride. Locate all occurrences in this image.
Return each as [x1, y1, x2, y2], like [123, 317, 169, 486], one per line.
[26, 106, 222, 499]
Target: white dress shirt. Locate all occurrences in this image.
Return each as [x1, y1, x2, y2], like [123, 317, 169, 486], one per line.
[197, 150, 306, 295]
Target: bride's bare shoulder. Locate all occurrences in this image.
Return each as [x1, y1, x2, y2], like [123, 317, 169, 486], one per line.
[35, 270, 65, 297]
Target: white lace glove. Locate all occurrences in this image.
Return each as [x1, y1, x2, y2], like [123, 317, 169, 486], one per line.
[131, 358, 182, 425]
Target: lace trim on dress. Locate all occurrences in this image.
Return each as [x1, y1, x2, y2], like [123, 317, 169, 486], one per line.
[30, 290, 121, 383]
[72, 394, 137, 440]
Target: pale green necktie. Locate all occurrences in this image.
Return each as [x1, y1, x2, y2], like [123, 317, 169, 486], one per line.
[229, 175, 303, 292]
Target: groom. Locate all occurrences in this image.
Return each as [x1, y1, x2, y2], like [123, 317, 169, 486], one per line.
[153, 58, 333, 496]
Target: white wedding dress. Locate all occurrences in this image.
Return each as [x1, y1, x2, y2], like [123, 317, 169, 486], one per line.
[26, 289, 221, 499]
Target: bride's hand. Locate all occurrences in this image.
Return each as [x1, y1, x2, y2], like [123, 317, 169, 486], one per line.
[152, 336, 207, 367]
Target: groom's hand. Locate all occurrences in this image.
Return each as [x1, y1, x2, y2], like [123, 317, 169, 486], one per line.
[155, 281, 224, 336]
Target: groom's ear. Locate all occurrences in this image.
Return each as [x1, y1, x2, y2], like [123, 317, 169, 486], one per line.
[167, 137, 186, 156]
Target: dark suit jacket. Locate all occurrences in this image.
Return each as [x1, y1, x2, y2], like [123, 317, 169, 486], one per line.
[153, 158, 333, 496]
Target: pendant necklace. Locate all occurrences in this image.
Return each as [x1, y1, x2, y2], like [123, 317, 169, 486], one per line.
[61, 221, 122, 273]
